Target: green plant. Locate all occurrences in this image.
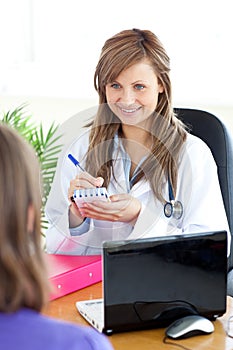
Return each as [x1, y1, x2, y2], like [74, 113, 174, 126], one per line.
[1, 104, 63, 231]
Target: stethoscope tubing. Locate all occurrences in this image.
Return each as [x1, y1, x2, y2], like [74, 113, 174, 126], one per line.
[164, 177, 183, 219]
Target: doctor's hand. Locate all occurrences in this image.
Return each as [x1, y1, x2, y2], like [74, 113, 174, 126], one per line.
[68, 172, 104, 228]
[78, 193, 141, 227]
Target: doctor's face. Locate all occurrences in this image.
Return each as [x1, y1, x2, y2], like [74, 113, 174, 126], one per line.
[105, 59, 164, 126]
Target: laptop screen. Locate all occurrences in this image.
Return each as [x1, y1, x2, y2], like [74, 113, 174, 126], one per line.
[103, 231, 227, 333]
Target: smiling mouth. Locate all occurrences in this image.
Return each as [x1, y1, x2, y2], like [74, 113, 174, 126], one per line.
[120, 106, 142, 113]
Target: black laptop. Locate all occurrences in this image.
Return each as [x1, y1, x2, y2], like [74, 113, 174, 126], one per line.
[76, 230, 228, 334]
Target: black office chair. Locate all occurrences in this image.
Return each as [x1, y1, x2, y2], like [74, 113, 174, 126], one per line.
[175, 108, 233, 294]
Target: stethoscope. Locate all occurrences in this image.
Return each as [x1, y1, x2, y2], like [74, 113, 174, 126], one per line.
[164, 177, 183, 219]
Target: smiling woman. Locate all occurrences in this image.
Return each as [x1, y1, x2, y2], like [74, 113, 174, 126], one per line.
[45, 28, 230, 256]
[105, 59, 164, 127]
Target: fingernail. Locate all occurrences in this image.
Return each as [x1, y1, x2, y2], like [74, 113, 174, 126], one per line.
[96, 177, 104, 186]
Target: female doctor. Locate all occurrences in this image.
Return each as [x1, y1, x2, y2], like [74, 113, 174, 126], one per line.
[45, 28, 230, 255]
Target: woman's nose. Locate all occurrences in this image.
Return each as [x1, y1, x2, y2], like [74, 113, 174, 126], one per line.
[120, 88, 135, 104]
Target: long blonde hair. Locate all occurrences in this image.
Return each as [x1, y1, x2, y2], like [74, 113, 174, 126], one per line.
[86, 28, 187, 202]
[0, 124, 50, 312]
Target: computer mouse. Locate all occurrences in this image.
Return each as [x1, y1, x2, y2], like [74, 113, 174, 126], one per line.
[165, 315, 214, 339]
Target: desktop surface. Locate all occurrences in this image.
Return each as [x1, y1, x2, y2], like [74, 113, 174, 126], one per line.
[43, 282, 233, 350]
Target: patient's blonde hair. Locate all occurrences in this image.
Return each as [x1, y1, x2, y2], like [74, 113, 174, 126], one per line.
[0, 123, 50, 312]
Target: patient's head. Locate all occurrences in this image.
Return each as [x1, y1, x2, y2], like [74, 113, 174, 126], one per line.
[0, 123, 49, 312]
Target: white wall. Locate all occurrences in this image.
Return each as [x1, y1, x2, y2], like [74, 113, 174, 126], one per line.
[0, 0, 233, 131]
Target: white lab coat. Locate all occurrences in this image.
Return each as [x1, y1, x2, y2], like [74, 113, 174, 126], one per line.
[45, 128, 230, 255]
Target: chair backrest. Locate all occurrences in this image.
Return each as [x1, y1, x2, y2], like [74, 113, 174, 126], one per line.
[175, 108, 233, 270]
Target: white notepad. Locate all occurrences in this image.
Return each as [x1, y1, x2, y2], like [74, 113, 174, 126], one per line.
[73, 187, 110, 205]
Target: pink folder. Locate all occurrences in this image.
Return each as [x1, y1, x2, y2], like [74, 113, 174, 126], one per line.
[45, 253, 102, 300]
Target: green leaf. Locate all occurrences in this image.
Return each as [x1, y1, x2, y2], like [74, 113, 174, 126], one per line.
[1, 104, 63, 231]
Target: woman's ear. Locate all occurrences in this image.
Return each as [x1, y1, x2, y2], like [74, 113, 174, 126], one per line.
[158, 82, 164, 94]
[27, 204, 35, 234]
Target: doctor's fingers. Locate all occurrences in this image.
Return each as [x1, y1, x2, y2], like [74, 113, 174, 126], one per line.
[68, 178, 86, 202]
[69, 178, 95, 192]
[79, 205, 133, 223]
[83, 194, 137, 212]
[78, 204, 120, 222]
[81, 197, 141, 222]
[110, 193, 134, 202]
[105, 195, 141, 223]
[68, 175, 104, 202]
[74, 173, 104, 188]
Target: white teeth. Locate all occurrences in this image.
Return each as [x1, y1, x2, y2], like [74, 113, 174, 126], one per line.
[121, 108, 139, 113]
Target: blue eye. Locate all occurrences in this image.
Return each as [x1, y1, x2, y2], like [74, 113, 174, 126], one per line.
[111, 83, 121, 89]
[135, 84, 145, 90]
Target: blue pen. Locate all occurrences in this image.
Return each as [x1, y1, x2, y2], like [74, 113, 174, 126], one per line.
[68, 153, 110, 202]
[68, 153, 86, 172]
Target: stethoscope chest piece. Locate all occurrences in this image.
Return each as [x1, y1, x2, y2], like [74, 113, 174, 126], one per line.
[164, 200, 183, 220]
[164, 176, 183, 220]
[164, 201, 173, 218]
[172, 200, 183, 219]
